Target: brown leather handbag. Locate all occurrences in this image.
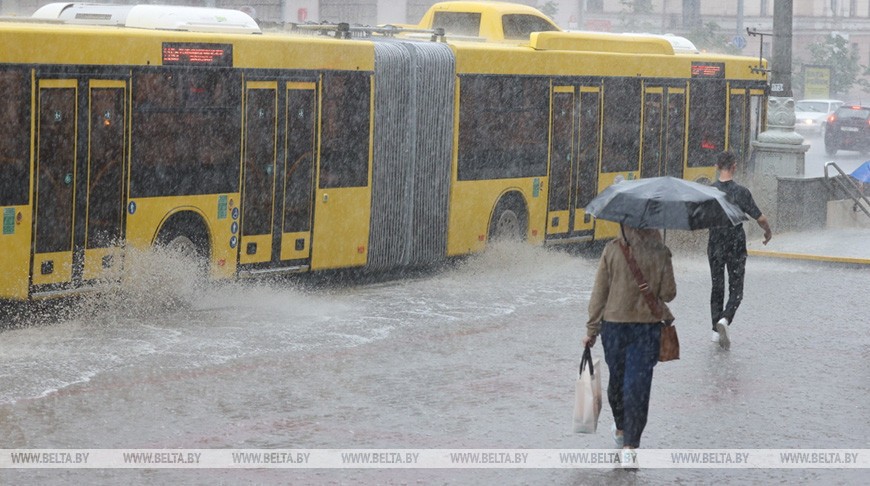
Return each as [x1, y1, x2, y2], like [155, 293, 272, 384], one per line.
[618, 242, 680, 362]
[658, 324, 680, 362]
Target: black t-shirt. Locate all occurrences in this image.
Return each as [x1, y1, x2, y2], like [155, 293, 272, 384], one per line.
[708, 179, 762, 252]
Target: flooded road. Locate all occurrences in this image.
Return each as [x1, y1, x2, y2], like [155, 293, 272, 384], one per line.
[803, 130, 867, 178]
[1, 241, 867, 484]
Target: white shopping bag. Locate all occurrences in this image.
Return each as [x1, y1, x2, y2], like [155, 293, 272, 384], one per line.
[573, 346, 602, 433]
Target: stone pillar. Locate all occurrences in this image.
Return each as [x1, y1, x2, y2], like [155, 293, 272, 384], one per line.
[749, 96, 810, 233]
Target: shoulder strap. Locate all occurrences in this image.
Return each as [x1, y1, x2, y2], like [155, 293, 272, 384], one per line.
[618, 241, 663, 319]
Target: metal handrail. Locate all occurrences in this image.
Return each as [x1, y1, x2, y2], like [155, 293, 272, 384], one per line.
[289, 22, 446, 41]
[823, 161, 870, 220]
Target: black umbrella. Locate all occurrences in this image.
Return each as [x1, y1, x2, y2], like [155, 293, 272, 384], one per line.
[585, 176, 748, 230]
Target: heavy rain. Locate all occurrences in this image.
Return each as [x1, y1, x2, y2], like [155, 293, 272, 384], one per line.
[1, 238, 868, 484]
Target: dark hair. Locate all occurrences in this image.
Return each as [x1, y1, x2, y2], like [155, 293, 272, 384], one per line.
[715, 151, 737, 170]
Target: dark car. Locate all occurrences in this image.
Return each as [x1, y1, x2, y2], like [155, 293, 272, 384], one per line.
[824, 105, 870, 156]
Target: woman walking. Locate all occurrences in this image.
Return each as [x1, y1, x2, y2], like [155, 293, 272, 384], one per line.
[582, 225, 676, 453]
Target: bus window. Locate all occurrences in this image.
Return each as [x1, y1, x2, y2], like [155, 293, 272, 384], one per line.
[729, 90, 748, 160]
[665, 90, 686, 178]
[602, 77, 641, 173]
[0, 70, 31, 207]
[548, 91, 573, 212]
[319, 72, 370, 189]
[283, 89, 316, 233]
[750, 93, 765, 142]
[502, 15, 559, 40]
[641, 91, 663, 178]
[131, 69, 241, 198]
[458, 75, 548, 180]
[242, 88, 277, 237]
[433, 12, 481, 37]
[688, 80, 726, 167]
[36, 87, 76, 254]
[576, 90, 601, 208]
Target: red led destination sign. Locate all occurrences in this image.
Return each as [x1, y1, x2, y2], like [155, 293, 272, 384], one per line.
[162, 43, 233, 66]
[691, 62, 725, 78]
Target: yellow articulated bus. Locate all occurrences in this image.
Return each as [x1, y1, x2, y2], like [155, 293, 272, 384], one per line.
[0, 1, 767, 301]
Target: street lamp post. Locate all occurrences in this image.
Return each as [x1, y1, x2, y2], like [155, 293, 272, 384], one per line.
[750, 0, 809, 232]
[759, 0, 802, 145]
[770, 0, 793, 98]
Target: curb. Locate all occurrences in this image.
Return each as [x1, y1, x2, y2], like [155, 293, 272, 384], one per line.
[748, 249, 870, 266]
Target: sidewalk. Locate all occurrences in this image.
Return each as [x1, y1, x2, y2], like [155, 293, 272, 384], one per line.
[746, 227, 870, 265]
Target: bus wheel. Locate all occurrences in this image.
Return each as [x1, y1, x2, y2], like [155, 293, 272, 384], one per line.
[155, 214, 211, 275]
[164, 235, 201, 261]
[160, 232, 210, 275]
[488, 197, 528, 242]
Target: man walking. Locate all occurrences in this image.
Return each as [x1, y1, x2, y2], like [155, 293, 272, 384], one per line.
[708, 151, 772, 350]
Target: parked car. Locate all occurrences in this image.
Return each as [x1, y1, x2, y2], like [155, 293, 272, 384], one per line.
[795, 99, 843, 135]
[824, 105, 870, 156]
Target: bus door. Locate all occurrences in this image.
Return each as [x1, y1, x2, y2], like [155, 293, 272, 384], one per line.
[573, 87, 601, 233]
[278, 82, 317, 264]
[727, 86, 765, 166]
[641, 84, 686, 179]
[82, 80, 126, 283]
[32, 79, 78, 288]
[240, 81, 279, 266]
[240, 80, 320, 272]
[32, 77, 127, 290]
[546, 85, 600, 240]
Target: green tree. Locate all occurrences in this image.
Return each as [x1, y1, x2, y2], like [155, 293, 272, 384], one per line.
[803, 34, 869, 97]
[685, 21, 741, 55]
[538, 1, 558, 20]
[618, 0, 656, 32]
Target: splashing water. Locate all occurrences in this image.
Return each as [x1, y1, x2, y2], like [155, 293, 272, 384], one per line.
[0, 242, 595, 405]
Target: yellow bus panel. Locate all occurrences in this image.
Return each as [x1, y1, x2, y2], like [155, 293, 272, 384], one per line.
[280, 231, 311, 261]
[32, 251, 73, 286]
[447, 178, 546, 256]
[0, 25, 374, 72]
[310, 186, 371, 270]
[124, 194, 239, 280]
[572, 209, 594, 232]
[83, 247, 124, 282]
[684, 166, 717, 184]
[0, 206, 32, 299]
[239, 235, 273, 265]
[548, 209, 570, 234]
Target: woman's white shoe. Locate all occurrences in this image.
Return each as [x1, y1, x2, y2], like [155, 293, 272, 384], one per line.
[611, 422, 624, 448]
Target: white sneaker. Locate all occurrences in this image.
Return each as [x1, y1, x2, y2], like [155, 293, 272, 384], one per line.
[611, 422, 624, 449]
[711, 331, 720, 342]
[715, 318, 730, 350]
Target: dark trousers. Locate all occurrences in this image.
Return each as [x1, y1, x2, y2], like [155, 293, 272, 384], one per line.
[601, 322, 660, 449]
[708, 247, 747, 328]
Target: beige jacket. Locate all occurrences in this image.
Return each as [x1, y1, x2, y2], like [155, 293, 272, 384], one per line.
[586, 232, 677, 337]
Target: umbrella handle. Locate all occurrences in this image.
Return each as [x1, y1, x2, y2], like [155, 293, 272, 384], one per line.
[620, 222, 629, 246]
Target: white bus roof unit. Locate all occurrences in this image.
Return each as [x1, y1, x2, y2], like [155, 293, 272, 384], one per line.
[32, 2, 261, 34]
